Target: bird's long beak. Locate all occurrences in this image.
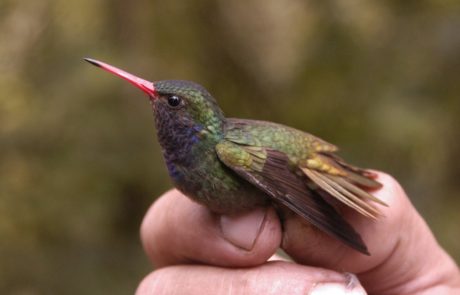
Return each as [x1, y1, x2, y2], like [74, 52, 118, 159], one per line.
[84, 58, 156, 98]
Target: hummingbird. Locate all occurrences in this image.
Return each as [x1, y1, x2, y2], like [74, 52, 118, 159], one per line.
[85, 58, 387, 255]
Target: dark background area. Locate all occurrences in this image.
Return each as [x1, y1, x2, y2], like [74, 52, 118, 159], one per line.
[1, 0, 459, 294]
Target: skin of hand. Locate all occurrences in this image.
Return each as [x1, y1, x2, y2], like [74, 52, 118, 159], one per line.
[136, 172, 460, 295]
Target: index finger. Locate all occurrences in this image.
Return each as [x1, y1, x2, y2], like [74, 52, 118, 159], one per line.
[281, 172, 460, 293]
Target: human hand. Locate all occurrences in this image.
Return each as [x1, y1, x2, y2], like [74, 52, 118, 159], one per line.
[136, 172, 460, 294]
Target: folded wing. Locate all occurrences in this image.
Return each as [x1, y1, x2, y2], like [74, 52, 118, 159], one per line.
[216, 140, 370, 255]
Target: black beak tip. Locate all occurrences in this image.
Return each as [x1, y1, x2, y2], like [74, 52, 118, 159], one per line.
[83, 57, 101, 68]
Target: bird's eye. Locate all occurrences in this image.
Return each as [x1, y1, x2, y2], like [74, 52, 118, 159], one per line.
[167, 95, 182, 107]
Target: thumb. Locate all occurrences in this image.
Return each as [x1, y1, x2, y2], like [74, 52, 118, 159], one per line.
[140, 190, 282, 268]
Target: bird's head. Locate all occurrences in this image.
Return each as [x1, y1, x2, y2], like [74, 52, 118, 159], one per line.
[84, 58, 225, 138]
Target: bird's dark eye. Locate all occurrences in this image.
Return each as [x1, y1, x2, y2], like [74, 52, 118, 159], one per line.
[167, 95, 182, 107]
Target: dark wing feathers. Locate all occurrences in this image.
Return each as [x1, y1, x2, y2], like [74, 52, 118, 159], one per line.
[216, 141, 370, 255]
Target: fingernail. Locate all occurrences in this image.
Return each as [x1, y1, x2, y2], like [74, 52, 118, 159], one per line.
[310, 273, 366, 295]
[219, 207, 268, 251]
[310, 283, 367, 295]
[343, 273, 360, 290]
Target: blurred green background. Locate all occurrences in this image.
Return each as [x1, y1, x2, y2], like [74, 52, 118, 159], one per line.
[1, 0, 459, 294]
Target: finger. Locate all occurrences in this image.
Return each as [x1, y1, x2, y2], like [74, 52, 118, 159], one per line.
[135, 261, 367, 295]
[281, 171, 460, 294]
[140, 189, 282, 268]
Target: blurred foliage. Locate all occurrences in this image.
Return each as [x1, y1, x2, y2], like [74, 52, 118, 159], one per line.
[1, 0, 459, 293]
